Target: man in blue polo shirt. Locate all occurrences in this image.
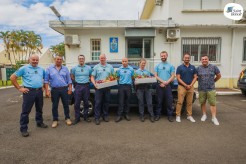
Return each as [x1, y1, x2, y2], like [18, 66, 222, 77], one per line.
[154, 51, 175, 122]
[71, 54, 92, 125]
[44, 55, 72, 128]
[115, 57, 134, 122]
[91, 54, 114, 125]
[10, 54, 48, 137]
[176, 53, 197, 123]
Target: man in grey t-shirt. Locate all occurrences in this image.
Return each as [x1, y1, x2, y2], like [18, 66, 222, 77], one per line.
[197, 55, 221, 125]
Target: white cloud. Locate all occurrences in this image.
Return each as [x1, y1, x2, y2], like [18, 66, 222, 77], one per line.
[0, 0, 146, 47]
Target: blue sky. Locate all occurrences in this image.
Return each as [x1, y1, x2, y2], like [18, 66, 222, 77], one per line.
[0, 0, 145, 48]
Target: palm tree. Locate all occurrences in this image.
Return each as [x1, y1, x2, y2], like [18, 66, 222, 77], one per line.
[0, 31, 13, 65]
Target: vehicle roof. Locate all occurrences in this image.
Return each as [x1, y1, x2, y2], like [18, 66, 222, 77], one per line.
[85, 61, 139, 69]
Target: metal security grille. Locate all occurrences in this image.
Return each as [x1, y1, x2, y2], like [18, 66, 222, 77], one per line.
[91, 39, 101, 61]
[181, 37, 221, 63]
[243, 38, 246, 62]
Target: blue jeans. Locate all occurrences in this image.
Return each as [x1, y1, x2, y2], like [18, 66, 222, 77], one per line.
[118, 84, 132, 116]
[20, 89, 43, 132]
[74, 84, 90, 120]
[136, 88, 154, 117]
[51, 88, 70, 121]
[94, 88, 110, 120]
[156, 84, 173, 117]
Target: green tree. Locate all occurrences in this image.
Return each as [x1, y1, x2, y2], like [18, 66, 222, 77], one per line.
[0, 31, 14, 65]
[50, 42, 65, 57]
[0, 30, 43, 68]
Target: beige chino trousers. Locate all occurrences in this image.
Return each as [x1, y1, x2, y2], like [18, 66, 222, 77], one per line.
[176, 85, 194, 116]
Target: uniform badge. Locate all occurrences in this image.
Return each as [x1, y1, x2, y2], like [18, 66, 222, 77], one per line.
[34, 71, 38, 74]
[81, 69, 84, 72]
[124, 71, 127, 73]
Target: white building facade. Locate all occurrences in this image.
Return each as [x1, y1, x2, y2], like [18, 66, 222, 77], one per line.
[49, 0, 246, 88]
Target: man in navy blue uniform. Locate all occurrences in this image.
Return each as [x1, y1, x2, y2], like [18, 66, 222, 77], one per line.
[154, 51, 175, 122]
[10, 54, 48, 137]
[115, 57, 134, 122]
[71, 54, 92, 125]
[91, 54, 114, 125]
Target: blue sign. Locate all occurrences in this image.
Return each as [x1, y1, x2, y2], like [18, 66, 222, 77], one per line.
[109, 37, 118, 53]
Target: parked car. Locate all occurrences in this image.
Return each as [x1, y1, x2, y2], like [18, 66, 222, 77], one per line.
[73, 61, 196, 117]
[237, 68, 246, 96]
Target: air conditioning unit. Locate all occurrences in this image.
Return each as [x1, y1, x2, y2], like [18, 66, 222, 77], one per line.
[167, 28, 180, 40]
[155, 0, 163, 6]
[236, 11, 246, 23]
[65, 35, 80, 46]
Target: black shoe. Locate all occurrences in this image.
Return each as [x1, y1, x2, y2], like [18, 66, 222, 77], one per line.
[115, 116, 122, 122]
[124, 115, 131, 121]
[37, 123, 48, 128]
[150, 117, 155, 123]
[73, 119, 80, 125]
[155, 116, 160, 121]
[84, 118, 91, 122]
[21, 131, 29, 137]
[168, 117, 174, 122]
[103, 117, 109, 122]
[95, 119, 100, 125]
[140, 117, 145, 122]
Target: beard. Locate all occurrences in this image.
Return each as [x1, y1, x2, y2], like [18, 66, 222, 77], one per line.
[161, 58, 167, 62]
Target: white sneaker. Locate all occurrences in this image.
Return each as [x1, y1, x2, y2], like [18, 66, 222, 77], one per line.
[201, 115, 207, 122]
[176, 116, 181, 123]
[212, 118, 220, 125]
[187, 116, 196, 123]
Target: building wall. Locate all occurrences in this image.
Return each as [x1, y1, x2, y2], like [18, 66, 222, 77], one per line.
[65, 28, 134, 69]
[149, 0, 246, 25]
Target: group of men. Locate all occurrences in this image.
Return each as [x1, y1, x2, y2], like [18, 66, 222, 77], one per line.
[10, 50, 221, 137]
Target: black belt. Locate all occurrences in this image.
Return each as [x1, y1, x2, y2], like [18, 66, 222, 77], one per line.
[24, 87, 42, 91]
[77, 83, 89, 86]
[52, 86, 68, 90]
[119, 84, 131, 86]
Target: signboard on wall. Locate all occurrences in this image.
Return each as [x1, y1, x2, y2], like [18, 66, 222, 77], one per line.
[109, 37, 118, 53]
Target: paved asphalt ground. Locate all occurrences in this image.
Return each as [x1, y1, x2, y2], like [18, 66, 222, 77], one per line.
[0, 88, 246, 164]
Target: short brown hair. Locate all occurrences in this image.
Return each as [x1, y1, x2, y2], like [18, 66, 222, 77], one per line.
[139, 58, 146, 64]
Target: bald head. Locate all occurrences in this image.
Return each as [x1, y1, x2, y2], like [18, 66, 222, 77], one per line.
[122, 57, 128, 67]
[99, 54, 106, 65]
[29, 54, 39, 67]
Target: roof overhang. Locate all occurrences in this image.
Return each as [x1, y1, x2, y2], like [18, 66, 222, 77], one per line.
[49, 20, 177, 35]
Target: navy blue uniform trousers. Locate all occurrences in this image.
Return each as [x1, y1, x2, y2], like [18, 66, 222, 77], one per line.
[117, 84, 132, 116]
[74, 84, 90, 120]
[94, 88, 110, 120]
[20, 89, 43, 132]
[156, 84, 174, 117]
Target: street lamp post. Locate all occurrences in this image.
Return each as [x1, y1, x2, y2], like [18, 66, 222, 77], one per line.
[50, 6, 64, 25]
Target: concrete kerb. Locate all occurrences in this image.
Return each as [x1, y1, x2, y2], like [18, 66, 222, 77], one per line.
[0, 86, 242, 96]
[0, 86, 15, 90]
